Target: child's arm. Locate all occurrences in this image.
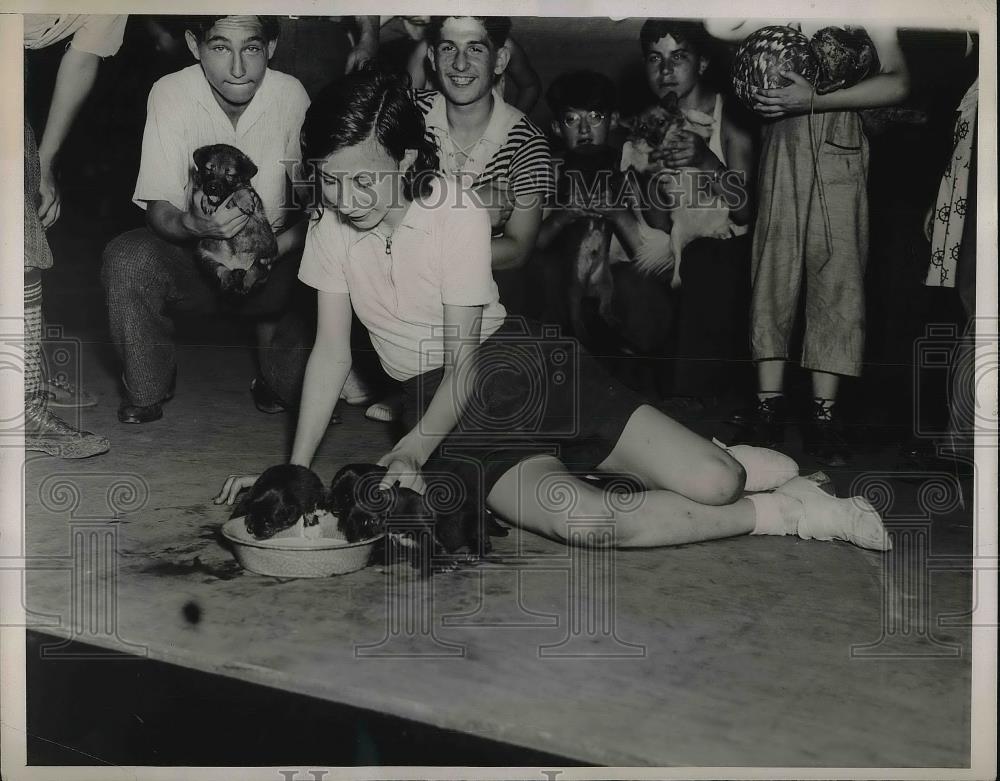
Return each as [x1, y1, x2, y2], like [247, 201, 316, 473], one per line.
[147, 200, 250, 243]
[505, 37, 542, 115]
[407, 40, 430, 89]
[275, 219, 308, 259]
[703, 19, 785, 42]
[490, 193, 544, 271]
[290, 290, 355, 467]
[719, 102, 756, 225]
[215, 288, 352, 504]
[536, 206, 577, 250]
[345, 16, 380, 72]
[378, 304, 483, 494]
[35, 47, 101, 228]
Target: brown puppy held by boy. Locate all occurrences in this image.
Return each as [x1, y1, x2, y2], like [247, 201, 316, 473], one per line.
[192, 143, 278, 296]
[620, 94, 731, 289]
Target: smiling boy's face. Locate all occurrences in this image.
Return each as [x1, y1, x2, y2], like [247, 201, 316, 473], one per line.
[428, 17, 510, 107]
[643, 34, 707, 101]
[186, 16, 277, 111]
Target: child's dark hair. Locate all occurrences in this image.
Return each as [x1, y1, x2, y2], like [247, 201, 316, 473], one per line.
[425, 16, 512, 50]
[546, 70, 617, 116]
[300, 68, 440, 202]
[185, 15, 281, 43]
[639, 19, 710, 59]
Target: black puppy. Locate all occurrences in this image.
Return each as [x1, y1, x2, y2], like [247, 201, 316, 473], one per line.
[328, 463, 503, 571]
[232, 464, 327, 540]
[192, 144, 278, 297]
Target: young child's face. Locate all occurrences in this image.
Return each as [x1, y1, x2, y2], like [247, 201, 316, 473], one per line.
[429, 17, 510, 107]
[319, 139, 415, 232]
[186, 16, 276, 109]
[643, 34, 707, 101]
[552, 106, 616, 150]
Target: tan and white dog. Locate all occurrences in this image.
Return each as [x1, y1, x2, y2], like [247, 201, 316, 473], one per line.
[619, 94, 731, 288]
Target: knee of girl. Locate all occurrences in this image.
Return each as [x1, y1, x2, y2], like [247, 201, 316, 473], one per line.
[698, 455, 746, 506]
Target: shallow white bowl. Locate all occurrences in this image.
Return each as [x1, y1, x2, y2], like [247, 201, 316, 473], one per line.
[221, 515, 382, 578]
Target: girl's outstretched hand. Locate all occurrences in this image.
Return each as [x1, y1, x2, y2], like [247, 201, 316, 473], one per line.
[214, 474, 260, 505]
[377, 448, 427, 495]
[752, 71, 816, 117]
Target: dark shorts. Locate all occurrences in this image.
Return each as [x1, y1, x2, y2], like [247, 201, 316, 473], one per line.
[400, 317, 650, 499]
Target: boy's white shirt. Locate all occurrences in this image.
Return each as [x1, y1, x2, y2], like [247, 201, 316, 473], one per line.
[132, 65, 310, 231]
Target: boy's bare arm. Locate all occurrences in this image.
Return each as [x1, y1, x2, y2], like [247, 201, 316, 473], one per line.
[346, 16, 380, 72]
[35, 47, 102, 228]
[536, 207, 576, 250]
[505, 37, 542, 115]
[147, 200, 249, 244]
[491, 194, 544, 271]
[720, 104, 756, 225]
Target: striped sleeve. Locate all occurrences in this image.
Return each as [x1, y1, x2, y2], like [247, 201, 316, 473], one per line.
[504, 120, 555, 199]
[410, 89, 437, 115]
[409, 89, 441, 162]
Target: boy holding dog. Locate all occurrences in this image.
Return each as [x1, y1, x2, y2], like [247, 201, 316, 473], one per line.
[627, 19, 757, 410]
[102, 15, 315, 424]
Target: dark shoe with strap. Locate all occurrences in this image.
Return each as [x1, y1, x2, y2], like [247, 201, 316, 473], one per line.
[25, 398, 110, 458]
[803, 401, 851, 467]
[728, 394, 788, 447]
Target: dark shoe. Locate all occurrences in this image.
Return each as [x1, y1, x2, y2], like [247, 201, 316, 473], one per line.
[118, 401, 163, 424]
[25, 399, 110, 458]
[250, 377, 286, 414]
[803, 402, 851, 467]
[729, 395, 787, 446]
[117, 370, 174, 423]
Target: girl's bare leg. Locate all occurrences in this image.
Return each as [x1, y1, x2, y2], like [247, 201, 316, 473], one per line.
[486, 456, 755, 548]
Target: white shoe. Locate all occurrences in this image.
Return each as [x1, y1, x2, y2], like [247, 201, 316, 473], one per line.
[340, 369, 374, 405]
[776, 475, 892, 551]
[714, 438, 799, 492]
[364, 401, 398, 422]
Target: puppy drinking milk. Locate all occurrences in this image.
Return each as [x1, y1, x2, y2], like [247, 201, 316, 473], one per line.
[328, 463, 503, 572]
[232, 464, 328, 541]
[192, 144, 278, 297]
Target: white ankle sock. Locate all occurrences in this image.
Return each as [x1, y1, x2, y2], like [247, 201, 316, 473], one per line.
[747, 492, 803, 536]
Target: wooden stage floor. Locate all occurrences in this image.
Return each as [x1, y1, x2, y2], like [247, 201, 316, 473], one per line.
[20, 341, 974, 768]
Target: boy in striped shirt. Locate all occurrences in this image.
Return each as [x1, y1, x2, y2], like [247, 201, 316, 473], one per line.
[414, 15, 555, 315]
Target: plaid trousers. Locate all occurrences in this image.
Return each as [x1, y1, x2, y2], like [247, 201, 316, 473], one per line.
[101, 227, 307, 406]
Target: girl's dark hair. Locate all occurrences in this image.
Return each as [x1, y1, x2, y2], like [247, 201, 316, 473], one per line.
[186, 15, 280, 43]
[300, 68, 440, 202]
